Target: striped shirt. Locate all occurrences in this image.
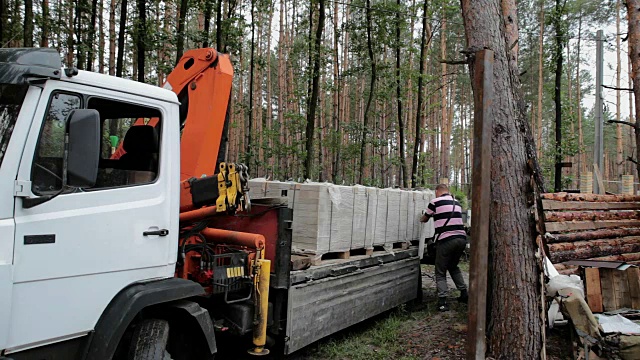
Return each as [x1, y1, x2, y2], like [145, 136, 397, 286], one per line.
[425, 194, 466, 241]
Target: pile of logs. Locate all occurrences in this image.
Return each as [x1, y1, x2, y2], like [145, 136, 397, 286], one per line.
[540, 193, 640, 274]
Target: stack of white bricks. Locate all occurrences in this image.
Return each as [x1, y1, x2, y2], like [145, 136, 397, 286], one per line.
[248, 179, 436, 255]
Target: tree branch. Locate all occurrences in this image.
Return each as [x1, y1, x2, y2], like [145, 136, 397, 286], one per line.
[607, 119, 639, 129]
[628, 156, 638, 165]
[603, 84, 634, 92]
[439, 59, 468, 65]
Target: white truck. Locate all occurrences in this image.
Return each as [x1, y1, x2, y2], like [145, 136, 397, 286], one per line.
[0, 48, 420, 360]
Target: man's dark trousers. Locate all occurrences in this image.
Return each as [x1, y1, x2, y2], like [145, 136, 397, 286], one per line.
[435, 236, 468, 298]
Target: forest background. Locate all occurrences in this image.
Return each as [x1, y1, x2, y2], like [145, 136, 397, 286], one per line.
[0, 0, 631, 195]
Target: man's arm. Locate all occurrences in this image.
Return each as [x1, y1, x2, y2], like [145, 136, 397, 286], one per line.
[420, 201, 437, 223]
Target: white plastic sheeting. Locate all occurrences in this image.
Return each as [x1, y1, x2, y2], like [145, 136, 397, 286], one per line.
[329, 185, 354, 252]
[385, 189, 402, 245]
[291, 182, 333, 252]
[364, 187, 378, 249]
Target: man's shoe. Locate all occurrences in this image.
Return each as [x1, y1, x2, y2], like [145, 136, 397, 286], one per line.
[458, 289, 468, 304]
[437, 298, 449, 312]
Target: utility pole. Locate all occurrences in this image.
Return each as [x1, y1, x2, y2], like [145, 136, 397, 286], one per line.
[594, 30, 604, 194]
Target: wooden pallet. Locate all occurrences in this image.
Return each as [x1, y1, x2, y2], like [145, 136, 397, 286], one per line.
[373, 241, 410, 252]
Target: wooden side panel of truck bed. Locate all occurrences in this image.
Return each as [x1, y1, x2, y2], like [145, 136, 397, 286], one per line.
[284, 256, 420, 354]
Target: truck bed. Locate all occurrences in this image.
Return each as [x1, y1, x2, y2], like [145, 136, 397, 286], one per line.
[285, 248, 420, 354]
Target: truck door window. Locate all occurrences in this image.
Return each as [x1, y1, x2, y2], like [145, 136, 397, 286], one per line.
[87, 97, 162, 188]
[0, 84, 28, 169]
[31, 92, 82, 194]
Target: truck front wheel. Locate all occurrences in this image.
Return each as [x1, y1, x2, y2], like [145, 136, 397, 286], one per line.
[128, 319, 173, 360]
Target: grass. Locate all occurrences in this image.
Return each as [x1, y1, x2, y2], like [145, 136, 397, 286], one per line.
[299, 304, 435, 360]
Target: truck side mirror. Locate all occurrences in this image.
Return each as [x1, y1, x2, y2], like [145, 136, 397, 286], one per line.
[66, 109, 100, 188]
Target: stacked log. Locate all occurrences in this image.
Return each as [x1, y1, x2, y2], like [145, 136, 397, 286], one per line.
[541, 192, 640, 266]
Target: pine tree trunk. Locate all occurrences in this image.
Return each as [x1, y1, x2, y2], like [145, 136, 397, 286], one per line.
[216, 0, 222, 50]
[626, 0, 640, 181]
[266, 1, 274, 176]
[461, 0, 544, 357]
[67, 1, 74, 67]
[175, 0, 188, 64]
[304, 0, 325, 180]
[246, 0, 255, 168]
[630, 35, 636, 179]
[0, 0, 6, 46]
[75, 0, 85, 69]
[576, 12, 584, 174]
[440, 14, 448, 182]
[358, 0, 375, 183]
[116, 0, 127, 77]
[108, 0, 116, 75]
[396, 0, 407, 188]
[203, 0, 213, 47]
[536, 0, 544, 158]
[553, 0, 563, 192]
[98, 0, 104, 73]
[86, 0, 98, 70]
[136, 0, 145, 82]
[24, 0, 33, 47]
[616, 0, 623, 188]
[331, 0, 340, 181]
[40, 0, 49, 47]
[412, 0, 429, 187]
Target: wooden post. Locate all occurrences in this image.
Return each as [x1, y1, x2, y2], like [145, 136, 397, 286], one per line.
[622, 175, 634, 195]
[580, 172, 593, 193]
[594, 30, 604, 194]
[467, 49, 493, 360]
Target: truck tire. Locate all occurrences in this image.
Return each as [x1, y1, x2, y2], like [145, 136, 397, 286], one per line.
[128, 319, 173, 360]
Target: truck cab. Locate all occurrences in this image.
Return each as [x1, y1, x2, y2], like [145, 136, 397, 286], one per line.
[0, 48, 213, 360]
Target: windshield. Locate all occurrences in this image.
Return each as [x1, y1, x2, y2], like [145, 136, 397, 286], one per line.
[0, 84, 28, 168]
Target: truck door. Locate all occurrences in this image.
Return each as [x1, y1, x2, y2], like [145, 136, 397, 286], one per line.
[8, 81, 179, 353]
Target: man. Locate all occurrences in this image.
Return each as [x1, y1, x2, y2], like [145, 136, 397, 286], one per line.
[420, 184, 468, 312]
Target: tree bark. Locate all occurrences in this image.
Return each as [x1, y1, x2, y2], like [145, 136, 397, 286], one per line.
[216, 0, 222, 50]
[553, 0, 563, 192]
[175, 0, 188, 64]
[203, 0, 213, 47]
[617, 0, 623, 187]
[545, 211, 640, 222]
[576, 12, 584, 174]
[358, 0, 375, 184]
[246, 0, 255, 168]
[536, 0, 544, 159]
[40, 0, 49, 47]
[627, 0, 640, 180]
[412, 0, 429, 187]
[550, 237, 640, 263]
[98, 0, 105, 73]
[396, 0, 407, 188]
[116, 0, 127, 77]
[304, 0, 325, 180]
[86, 0, 98, 70]
[24, 0, 33, 47]
[0, 0, 6, 46]
[136, 0, 146, 82]
[108, 0, 116, 75]
[460, 0, 544, 357]
[440, 13, 448, 182]
[551, 228, 640, 243]
[331, 0, 340, 181]
[67, 0, 74, 67]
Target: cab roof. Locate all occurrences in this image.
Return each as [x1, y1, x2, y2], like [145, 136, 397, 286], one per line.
[0, 48, 178, 105]
[63, 69, 179, 105]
